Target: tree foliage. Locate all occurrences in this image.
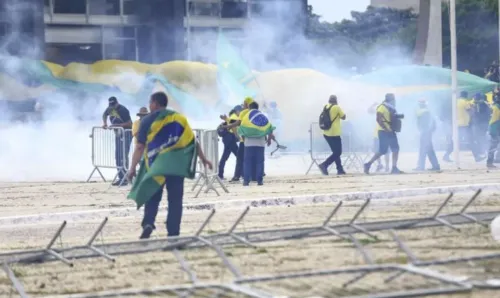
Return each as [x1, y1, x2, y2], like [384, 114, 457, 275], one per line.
[307, 5, 418, 71]
[442, 0, 500, 76]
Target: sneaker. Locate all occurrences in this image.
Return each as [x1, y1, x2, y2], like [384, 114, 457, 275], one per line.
[487, 163, 497, 169]
[391, 167, 403, 174]
[140, 225, 154, 239]
[230, 177, 240, 182]
[243, 182, 250, 186]
[375, 164, 384, 172]
[363, 163, 371, 174]
[318, 163, 329, 176]
[413, 167, 425, 172]
[257, 181, 264, 186]
[428, 167, 441, 172]
[337, 170, 346, 175]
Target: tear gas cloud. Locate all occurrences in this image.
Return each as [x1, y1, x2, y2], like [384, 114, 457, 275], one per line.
[0, 0, 420, 181]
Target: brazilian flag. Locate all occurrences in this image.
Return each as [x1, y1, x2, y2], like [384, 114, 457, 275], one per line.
[127, 109, 197, 209]
[238, 109, 275, 138]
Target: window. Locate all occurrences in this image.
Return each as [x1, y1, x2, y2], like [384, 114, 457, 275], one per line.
[53, 0, 86, 14]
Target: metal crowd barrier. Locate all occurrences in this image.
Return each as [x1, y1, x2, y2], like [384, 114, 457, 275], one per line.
[306, 122, 369, 175]
[191, 129, 229, 198]
[87, 127, 132, 185]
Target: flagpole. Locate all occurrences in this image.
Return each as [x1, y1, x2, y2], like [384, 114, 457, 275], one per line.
[450, 0, 460, 169]
[186, 0, 191, 61]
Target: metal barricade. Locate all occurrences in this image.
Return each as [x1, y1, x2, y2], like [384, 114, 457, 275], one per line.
[87, 127, 132, 185]
[306, 122, 369, 175]
[191, 129, 229, 198]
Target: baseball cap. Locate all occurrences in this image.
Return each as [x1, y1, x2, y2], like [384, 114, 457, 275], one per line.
[243, 97, 254, 105]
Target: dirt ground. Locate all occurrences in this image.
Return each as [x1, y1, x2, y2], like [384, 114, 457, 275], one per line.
[0, 177, 499, 297]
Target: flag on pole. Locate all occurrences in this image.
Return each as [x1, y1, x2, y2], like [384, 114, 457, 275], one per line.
[216, 33, 256, 87]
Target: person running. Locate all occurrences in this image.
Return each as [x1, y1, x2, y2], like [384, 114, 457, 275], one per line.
[102, 96, 133, 186]
[127, 92, 212, 239]
[364, 93, 403, 174]
[318, 95, 347, 175]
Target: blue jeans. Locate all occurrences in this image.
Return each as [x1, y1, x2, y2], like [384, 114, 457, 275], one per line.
[233, 142, 245, 179]
[141, 175, 185, 236]
[219, 134, 238, 179]
[244, 146, 265, 184]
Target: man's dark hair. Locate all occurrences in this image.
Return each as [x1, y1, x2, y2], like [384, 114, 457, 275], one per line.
[249, 102, 259, 110]
[108, 96, 118, 103]
[385, 93, 395, 102]
[151, 92, 168, 107]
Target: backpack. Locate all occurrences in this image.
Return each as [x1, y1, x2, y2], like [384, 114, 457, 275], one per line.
[319, 105, 336, 130]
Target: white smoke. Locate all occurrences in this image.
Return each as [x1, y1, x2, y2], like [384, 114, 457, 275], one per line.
[0, 0, 420, 182]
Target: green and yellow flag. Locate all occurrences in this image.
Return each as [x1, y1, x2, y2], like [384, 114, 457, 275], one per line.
[128, 109, 197, 209]
[238, 109, 275, 138]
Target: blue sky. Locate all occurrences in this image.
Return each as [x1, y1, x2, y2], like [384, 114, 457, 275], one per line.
[308, 0, 371, 22]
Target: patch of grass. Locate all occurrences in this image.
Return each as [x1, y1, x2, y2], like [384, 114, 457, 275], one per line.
[376, 255, 409, 264]
[11, 267, 25, 277]
[255, 247, 268, 254]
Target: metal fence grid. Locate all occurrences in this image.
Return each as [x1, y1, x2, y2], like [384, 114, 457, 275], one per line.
[86, 126, 131, 185]
[191, 129, 228, 198]
[2, 190, 500, 298]
[306, 122, 371, 175]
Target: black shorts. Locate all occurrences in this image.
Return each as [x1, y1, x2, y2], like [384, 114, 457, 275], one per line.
[378, 130, 399, 155]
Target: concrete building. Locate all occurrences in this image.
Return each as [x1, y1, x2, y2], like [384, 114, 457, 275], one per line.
[0, 0, 307, 65]
[371, 0, 444, 66]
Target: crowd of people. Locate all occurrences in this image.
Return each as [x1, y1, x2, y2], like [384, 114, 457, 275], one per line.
[102, 93, 277, 239]
[314, 88, 500, 176]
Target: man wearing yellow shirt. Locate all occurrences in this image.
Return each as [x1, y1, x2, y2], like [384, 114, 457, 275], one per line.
[487, 95, 500, 168]
[319, 95, 346, 175]
[368, 102, 390, 172]
[132, 107, 149, 145]
[364, 93, 403, 174]
[443, 91, 483, 162]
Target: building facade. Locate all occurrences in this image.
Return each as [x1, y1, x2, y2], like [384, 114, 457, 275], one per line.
[0, 0, 307, 65]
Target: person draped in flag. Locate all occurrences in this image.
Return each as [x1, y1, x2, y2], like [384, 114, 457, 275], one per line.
[127, 92, 212, 239]
[238, 101, 275, 186]
[221, 96, 255, 182]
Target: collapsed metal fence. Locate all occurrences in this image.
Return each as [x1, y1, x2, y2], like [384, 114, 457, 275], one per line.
[307, 122, 371, 175]
[2, 190, 500, 298]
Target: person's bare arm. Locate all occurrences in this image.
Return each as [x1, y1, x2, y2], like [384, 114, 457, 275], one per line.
[111, 120, 133, 128]
[196, 141, 213, 169]
[129, 143, 145, 173]
[377, 112, 390, 131]
[102, 109, 109, 127]
[223, 120, 241, 129]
